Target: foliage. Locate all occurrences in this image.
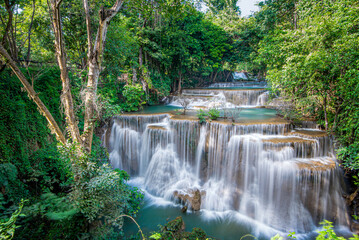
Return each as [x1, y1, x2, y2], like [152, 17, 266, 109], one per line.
[0, 67, 144, 238]
[197, 110, 208, 124]
[338, 144, 359, 172]
[0, 199, 26, 240]
[0, 68, 62, 166]
[153, 217, 208, 240]
[98, 75, 124, 119]
[208, 108, 220, 120]
[271, 220, 359, 239]
[59, 141, 144, 237]
[25, 192, 78, 221]
[121, 84, 146, 112]
[254, 0, 359, 185]
[316, 220, 359, 240]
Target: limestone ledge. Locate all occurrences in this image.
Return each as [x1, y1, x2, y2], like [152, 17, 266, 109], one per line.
[295, 158, 336, 172]
[289, 129, 328, 138]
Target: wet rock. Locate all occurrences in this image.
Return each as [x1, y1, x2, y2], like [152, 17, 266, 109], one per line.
[181, 206, 188, 213]
[352, 222, 359, 233]
[173, 189, 204, 211]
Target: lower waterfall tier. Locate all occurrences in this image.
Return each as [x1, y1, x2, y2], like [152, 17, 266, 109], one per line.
[106, 113, 350, 234]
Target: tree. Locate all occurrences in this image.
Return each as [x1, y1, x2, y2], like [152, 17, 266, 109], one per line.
[204, 0, 240, 15]
[0, 0, 124, 152]
[254, 0, 359, 181]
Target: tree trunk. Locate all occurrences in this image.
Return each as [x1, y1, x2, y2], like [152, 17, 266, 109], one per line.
[323, 93, 328, 131]
[139, 46, 143, 67]
[2, 0, 13, 46]
[83, 0, 93, 60]
[26, 0, 36, 65]
[49, 0, 81, 144]
[138, 46, 147, 92]
[212, 70, 219, 83]
[3, 0, 18, 60]
[225, 71, 231, 82]
[0, 43, 66, 144]
[82, 0, 123, 152]
[132, 67, 137, 83]
[293, 0, 297, 30]
[178, 70, 182, 94]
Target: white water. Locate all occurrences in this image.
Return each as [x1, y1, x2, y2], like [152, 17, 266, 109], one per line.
[170, 88, 269, 108]
[106, 88, 350, 237]
[207, 81, 267, 88]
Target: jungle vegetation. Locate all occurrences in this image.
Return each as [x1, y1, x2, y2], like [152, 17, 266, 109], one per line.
[0, 0, 358, 238]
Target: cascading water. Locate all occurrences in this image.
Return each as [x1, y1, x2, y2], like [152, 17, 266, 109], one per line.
[170, 88, 270, 108]
[106, 87, 350, 238]
[207, 81, 267, 88]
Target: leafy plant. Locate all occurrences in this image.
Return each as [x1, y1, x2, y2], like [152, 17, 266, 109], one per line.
[59, 141, 144, 237]
[0, 199, 26, 240]
[316, 220, 347, 240]
[121, 84, 146, 112]
[271, 221, 359, 240]
[197, 110, 208, 124]
[208, 108, 220, 120]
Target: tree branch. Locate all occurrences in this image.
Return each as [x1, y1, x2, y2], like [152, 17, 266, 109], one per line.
[49, 0, 81, 144]
[83, 0, 93, 60]
[82, 0, 123, 152]
[0, 43, 66, 144]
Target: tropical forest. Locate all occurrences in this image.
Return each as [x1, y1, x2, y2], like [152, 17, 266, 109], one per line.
[0, 0, 359, 239]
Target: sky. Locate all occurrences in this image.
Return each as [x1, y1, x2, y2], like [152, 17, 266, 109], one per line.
[237, 0, 260, 17]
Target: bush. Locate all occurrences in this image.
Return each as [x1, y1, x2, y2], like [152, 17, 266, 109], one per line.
[208, 108, 220, 120]
[60, 141, 144, 238]
[149, 217, 208, 240]
[121, 84, 146, 112]
[0, 199, 25, 240]
[196, 110, 208, 124]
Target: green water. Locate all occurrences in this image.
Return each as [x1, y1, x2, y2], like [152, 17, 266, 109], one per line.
[135, 105, 278, 121]
[206, 87, 267, 90]
[123, 200, 260, 240]
[123, 199, 321, 240]
[178, 108, 279, 121]
[136, 105, 182, 114]
[224, 108, 277, 120]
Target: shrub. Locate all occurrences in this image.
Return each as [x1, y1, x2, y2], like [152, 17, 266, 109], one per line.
[208, 108, 220, 120]
[121, 84, 146, 112]
[197, 110, 208, 124]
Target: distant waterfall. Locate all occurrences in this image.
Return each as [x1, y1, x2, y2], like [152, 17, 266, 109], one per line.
[170, 88, 270, 108]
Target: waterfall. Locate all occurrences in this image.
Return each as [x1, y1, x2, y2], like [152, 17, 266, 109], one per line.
[170, 89, 270, 108]
[195, 125, 207, 179]
[207, 81, 267, 88]
[106, 89, 349, 235]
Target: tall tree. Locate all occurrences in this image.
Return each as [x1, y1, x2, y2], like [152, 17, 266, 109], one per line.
[0, 0, 124, 153]
[82, 0, 123, 151]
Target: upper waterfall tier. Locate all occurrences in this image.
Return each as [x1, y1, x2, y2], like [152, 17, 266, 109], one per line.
[207, 81, 267, 88]
[170, 88, 269, 108]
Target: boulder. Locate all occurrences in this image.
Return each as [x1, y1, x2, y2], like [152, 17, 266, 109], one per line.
[173, 189, 205, 211]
